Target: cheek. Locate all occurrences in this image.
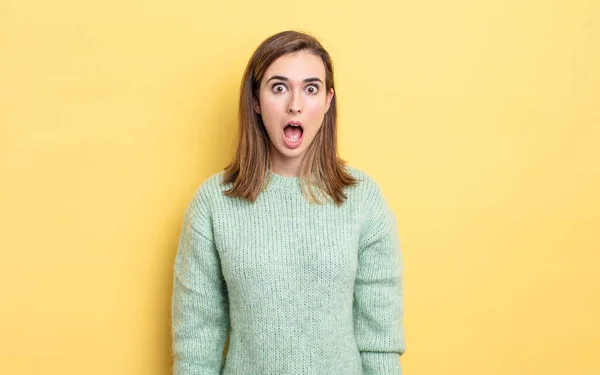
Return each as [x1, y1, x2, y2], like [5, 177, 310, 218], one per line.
[258, 97, 284, 136]
[305, 99, 328, 122]
[260, 96, 282, 118]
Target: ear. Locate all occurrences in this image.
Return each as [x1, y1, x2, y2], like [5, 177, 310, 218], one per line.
[324, 88, 335, 114]
[253, 97, 261, 115]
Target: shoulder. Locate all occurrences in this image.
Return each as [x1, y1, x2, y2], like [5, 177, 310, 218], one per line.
[183, 170, 230, 234]
[200, 169, 228, 191]
[343, 164, 384, 198]
[192, 169, 230, 199]
[344, 167, 399, 249]
[187, 170, 228, 215]
[343, 164, 395, 222]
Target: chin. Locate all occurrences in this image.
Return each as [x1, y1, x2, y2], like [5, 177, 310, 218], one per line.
[283, 149, 305, 159]
[275, 145, 304, 159]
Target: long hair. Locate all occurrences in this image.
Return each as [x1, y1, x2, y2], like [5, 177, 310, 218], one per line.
[223, 30, 357, 205]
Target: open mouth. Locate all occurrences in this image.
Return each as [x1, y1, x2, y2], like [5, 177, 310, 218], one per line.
[283, 121, 304, 147]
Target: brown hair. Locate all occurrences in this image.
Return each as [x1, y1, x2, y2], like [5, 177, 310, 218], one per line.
[223, 30, 357, 205]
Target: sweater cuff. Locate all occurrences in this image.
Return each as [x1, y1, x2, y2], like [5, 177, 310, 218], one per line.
[360, 352, 402, 375]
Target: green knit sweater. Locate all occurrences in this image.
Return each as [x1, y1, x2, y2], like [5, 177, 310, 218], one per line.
[171, 166, 406, 374]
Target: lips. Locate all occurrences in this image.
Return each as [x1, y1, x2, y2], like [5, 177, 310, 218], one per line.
[282, 120, 303, 149]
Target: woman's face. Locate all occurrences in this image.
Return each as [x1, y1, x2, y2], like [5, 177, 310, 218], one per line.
[255, 50, 334, 172]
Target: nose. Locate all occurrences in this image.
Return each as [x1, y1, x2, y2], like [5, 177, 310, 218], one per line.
[287, 90, 302, 114]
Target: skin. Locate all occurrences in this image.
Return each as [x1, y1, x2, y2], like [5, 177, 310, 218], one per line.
[254, 50, 335, 177]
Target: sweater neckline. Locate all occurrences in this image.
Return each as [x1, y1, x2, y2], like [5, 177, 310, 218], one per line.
[265, 170, 301, 192]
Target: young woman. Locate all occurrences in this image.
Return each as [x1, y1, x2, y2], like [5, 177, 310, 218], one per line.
[172, 30, 406, 374]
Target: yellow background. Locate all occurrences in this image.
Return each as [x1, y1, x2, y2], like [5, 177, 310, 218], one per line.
[1, 0, 598, 374]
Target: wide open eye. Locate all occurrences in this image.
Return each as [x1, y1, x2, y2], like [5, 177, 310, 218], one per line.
[305, 84, 319, 95]
[272, 83, 288, 94]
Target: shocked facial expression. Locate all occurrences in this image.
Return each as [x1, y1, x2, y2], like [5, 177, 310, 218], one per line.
[255, 50, 334, 167]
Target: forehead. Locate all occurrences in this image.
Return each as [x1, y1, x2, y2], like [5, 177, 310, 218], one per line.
[263, 50, 326, 81]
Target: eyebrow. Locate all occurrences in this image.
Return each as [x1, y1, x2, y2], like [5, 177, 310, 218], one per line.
[266, 75, 323, 84]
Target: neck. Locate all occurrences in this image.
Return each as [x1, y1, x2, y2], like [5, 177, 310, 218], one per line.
[269, 149, 304, 177]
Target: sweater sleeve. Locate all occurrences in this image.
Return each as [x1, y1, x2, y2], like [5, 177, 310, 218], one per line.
[354, 178, 406, 375]
[172, 186, 229, 375]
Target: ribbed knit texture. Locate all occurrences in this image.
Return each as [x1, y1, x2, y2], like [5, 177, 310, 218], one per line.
[172, 166, 405, 374]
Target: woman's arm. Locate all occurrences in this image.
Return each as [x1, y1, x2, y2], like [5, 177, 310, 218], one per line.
[354, 178, 406, 374]
[172, 186, 229, 375]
